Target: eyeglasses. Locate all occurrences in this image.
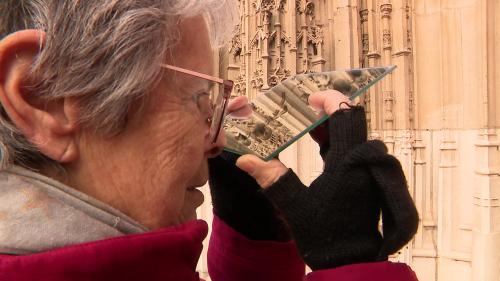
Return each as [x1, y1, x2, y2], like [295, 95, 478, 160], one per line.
[160, 64, 234, 143]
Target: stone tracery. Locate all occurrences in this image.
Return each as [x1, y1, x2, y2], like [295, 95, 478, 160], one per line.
[212, 3, 500, 280]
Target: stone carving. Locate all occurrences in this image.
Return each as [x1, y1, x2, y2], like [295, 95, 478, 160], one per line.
[277, 0, 286, 11]
[229, 27, 243, 58]
[362, 33, 369, 55]
[233, 73, 247, 96]
[253, 0, 276, 11]
[250, 28, 266, 47]
[269, 29, 292, 48]
[360, 9, 369, 23]
[280, 30, 292, 46]
[296, 0, 314, 16]
[269, 57, 291, 86]
[383, 29, 392, 49]
[250, 69, 265, 89]
[295, 0, 301, 12]
[304, 1, 315, 16]
[384, 92, 395, 122]
[296, 24, 324, 72]
[380, 3, 392, 18]
[307, 25, 323, 46]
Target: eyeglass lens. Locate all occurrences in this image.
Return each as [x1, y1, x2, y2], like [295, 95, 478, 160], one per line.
[209, 81, 233, 142]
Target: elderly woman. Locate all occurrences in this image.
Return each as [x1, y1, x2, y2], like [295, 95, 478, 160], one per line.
[0, 1, 419, 281]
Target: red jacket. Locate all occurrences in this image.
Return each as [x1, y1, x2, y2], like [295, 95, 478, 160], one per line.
[0, 216, 418, 281]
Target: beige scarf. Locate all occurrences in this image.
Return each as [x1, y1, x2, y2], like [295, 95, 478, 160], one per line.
[0, 166, 148, 255]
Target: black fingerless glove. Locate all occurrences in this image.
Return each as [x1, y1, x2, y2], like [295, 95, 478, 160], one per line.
[208, 152, 291, 242]
[263, 106, 419, 270]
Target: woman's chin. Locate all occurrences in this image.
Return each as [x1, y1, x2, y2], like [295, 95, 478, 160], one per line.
[186, 187, 205, 207]
[186, 159, 210, 187]
[178, 187, 204, 224]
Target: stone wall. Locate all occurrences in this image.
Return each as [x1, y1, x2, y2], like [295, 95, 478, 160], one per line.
[197, 1, 500, 280]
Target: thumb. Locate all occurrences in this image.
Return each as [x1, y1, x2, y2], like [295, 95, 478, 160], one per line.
[308, 90, 351, 115]
[236, 154, 288, 189]
[227, 96, 252, 119]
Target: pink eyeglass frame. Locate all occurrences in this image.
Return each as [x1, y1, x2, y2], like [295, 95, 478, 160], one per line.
[159, 64, 234, 143]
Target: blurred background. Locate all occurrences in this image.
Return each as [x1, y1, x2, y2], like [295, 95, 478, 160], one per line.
[197, 1, 500, 280]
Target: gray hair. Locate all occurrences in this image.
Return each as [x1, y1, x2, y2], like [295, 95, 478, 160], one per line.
[0, 0, 239, 170]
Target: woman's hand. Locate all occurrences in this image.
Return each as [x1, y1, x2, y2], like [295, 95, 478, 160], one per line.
[235, 90, 419, 271]
[207, 95, 290, 242]
[226, 95, 252, 119]
[308, 91, 352, 159]
[235, 90, 350, 188]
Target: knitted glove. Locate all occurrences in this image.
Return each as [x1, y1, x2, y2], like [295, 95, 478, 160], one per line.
[263, 106, 419, 270]
[208, 151, 291, 241]
[309, 119, 330, 160]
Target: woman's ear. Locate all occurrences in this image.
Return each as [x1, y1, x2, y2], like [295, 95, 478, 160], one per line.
[0, 30, 80, 163]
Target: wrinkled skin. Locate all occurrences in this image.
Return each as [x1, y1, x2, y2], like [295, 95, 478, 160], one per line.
[60, 16, 243, 229]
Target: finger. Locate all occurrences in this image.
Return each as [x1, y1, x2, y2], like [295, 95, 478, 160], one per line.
[308, 91, 328, 113]
[227, 96, 252, 119]
[227, 96, 247, 112]
[228, 105, 252, 119]
[308, 90, 351, 115]
[236, 154, 288, 189]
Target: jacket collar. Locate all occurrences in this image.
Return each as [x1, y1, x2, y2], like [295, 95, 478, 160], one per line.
[0, 219, 208, 281]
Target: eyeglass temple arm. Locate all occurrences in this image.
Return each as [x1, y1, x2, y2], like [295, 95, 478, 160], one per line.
[160, 64, 225, 84]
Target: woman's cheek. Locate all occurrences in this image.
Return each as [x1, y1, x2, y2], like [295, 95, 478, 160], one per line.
[174, 118, 206, 167]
